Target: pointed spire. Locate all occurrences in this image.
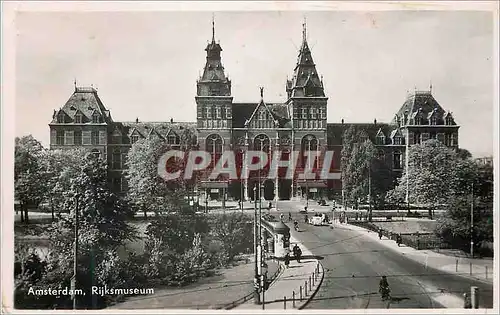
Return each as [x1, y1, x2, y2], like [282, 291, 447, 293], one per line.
[211, 13, 215, 43]
[429, 80, 433, 93]
[302, 16, 307, 43]
[74, 78, 77, 91]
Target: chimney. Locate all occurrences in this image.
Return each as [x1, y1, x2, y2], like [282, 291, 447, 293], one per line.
[341, 118, 344, 124]
[374, 118, 377, 125]
[135, 117, 139, 123]
[170, 118, 174, 123]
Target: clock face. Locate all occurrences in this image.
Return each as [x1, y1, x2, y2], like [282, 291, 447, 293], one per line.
[280, 137, 291, 146]
[237, 137, 246, 146]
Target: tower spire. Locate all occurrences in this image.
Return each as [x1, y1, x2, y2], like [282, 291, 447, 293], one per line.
[429, 80, 433, 93]
[260, 87, 264, 100]
[302, 17, 307, 43]
[212, 13, 215, 43]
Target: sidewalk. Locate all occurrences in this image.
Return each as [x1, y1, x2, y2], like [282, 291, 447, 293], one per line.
[235, 230, 324, 310]
[338, 221, 494, 284]
[108, 256, 279, 310]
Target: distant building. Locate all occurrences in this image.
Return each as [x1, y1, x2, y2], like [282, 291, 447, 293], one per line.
[49, 21, 460, 201]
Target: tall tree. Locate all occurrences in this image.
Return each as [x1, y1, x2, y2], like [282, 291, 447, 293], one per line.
[42, 148, 87, 221]
[14, 135, 48, 223]
[386, 139, 461, 214]
[126, 137, 192, 217]
[46, 154, 136, 308]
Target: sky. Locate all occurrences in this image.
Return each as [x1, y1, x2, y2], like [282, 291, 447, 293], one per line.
[12, 6, 496, 157]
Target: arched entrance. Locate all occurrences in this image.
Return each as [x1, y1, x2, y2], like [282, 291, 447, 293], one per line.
[263, 180, 275, 201]
[278, 179, 292, 200]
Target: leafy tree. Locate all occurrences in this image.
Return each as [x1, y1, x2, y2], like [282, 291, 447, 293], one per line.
[126, 137, 194, 217]
[42, 148, 87, 221]
[207, 213, 253, 265]
[435, 160, 493, 254]
[14, 135, 48, 223]
[44, 154, 137, 308]
[386, 140, 461, 216]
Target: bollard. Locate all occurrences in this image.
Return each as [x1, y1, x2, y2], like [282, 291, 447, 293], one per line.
[310, 275, 313, 289]
[469, 262, 472, 276]
[300, 286, 303, 301]
[305, 281, 308, 296]
[463, 292, 471, 308]
[292, 291, 296, 308]
[471, 286, 479, 309]
[455, 259, 458, 272]
[485, 266, 488, 279]
[284, 296, 287, 309]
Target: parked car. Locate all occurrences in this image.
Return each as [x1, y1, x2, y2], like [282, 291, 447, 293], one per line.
[309, 213, 326, 226]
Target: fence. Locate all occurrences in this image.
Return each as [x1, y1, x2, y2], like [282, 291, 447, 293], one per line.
[282, 262, 323, 310]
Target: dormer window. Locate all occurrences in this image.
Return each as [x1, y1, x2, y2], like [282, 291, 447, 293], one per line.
[167, 134, 180, 145]
[446, 116, 454, 125]
[415, 117, 422, 125]
[393, 136, 402, 145]
[57, 112, 65, 123]
[131, 135, 139, 144]
[74, 112, 82, 123]
[430, 116, 437, 125]
[92, 113, 101, 123]
[376, 135, 385, 145]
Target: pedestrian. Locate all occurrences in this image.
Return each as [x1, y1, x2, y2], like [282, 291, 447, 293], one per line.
[288, 212, 292, 222]
[463, 293, 472, 309]
[378, 229, 383, 240]
[355, 212, 359, 221]
[379, 276, 391, 301]
[396, 234, 402, 247]
[280, 213, 284, 222]
[293, 244, 302, 263]
[268, 201, 272, 210]
[284, 252, 290, 268]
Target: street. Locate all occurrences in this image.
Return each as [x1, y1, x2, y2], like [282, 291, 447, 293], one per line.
[273, 201, 493, 309]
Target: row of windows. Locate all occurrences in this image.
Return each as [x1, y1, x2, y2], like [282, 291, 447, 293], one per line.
[294, 107, 327, 120]
[55, 130, 106, 145]
[200, 120, 229, 129]
[111, 150, 128, 170]
[200, 106, 232, 119]
[411, 132, 457, 146]
[295, 120, 325, 129]
[57, 112, 103, 124]
[376, 136, 404, 145]
[399, 115, 454, 126]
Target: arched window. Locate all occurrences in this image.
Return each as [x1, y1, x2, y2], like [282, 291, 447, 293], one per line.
[254, 134, 270, 152]
[92, 112, 101, 124]
[301, 135, 318, 169]
[206, 134, 223, 169]
[376, 135, 385, 145]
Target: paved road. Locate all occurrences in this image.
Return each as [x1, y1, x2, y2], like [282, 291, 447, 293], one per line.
[274, 201, 493, 309]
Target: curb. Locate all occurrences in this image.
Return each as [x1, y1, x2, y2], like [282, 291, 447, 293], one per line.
[344, 222, 494, 285]
[298, 261, 325, 310]
[222, 259, 286, 310]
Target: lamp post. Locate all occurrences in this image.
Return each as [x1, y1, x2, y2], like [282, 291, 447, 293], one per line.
[470, 182, 474, 258]
[367, 159, 372, 222]
[72, 195, 80, 310]
[253, 185, 260, 304]
[261, 261, 269, 309]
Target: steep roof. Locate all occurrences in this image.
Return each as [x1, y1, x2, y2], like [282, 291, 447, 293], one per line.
[51, 86, 111, 124]
[232, 100, 290, 129]
[392, 90, 454, 125]
[327, 122, 397, 146]
[286, 23, 325, 98]
[115, 121, 198, 143]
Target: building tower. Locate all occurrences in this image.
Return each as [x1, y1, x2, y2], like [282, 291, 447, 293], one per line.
[286, 21, 329, 199]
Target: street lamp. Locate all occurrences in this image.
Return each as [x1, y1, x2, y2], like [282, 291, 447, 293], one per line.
[470, 182, 474, 258]
[261, 261, 269, 309]
[252, 185, 260, 304]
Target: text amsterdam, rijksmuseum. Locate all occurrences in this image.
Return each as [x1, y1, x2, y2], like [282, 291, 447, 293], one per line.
[48, 22, 460, 202]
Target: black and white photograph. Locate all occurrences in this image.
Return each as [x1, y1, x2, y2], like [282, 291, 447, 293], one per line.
[1, 1, 498, 312]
